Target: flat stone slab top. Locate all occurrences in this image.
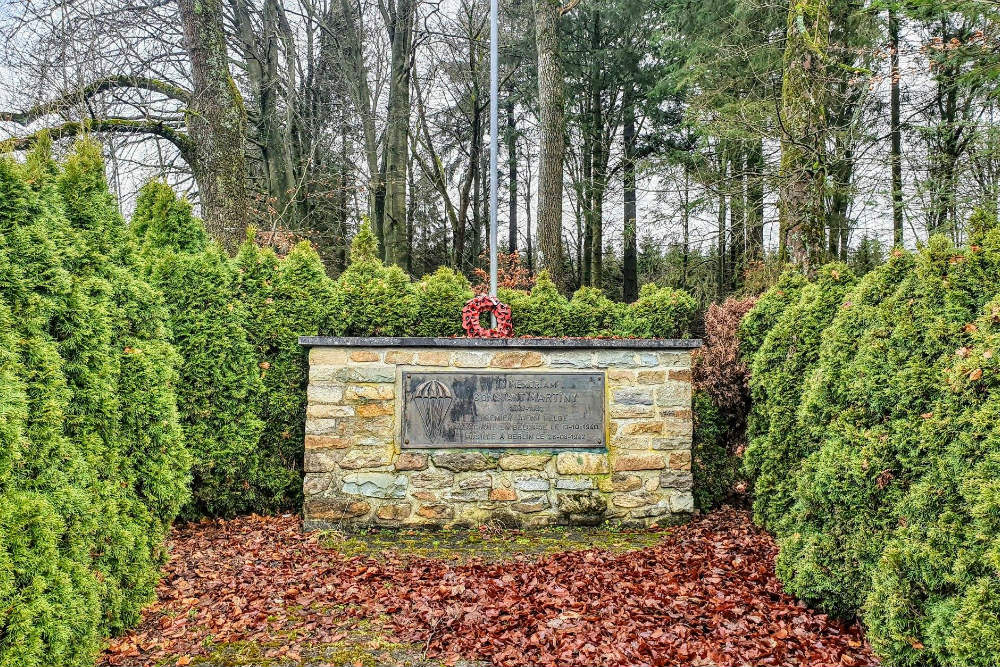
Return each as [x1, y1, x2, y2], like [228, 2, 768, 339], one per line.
[300, 336, 700, 529]
[299, 336, 702, 349]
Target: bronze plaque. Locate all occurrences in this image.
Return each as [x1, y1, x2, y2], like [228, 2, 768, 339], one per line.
[401, 370, 605, 448]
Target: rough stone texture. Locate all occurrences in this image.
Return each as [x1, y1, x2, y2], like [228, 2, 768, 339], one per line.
[302, 342, 694, 528]
[499, 454, 551, 471]
[433, 452, 495, 472]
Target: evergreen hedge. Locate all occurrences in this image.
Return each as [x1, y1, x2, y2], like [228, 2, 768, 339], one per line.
[0, 141, 189, 666]
[740, 219, 1000, 665]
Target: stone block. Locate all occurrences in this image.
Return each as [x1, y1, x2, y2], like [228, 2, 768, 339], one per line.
[637, 370, 666, 384]
[556, 452, 609, 475]
[305, 435, 351, 450]
[547, 352, 593, 368]
[592, 352, 638, 368]
[339, 449, 392, 470]
[307, 497, 370, 520]
[556, 493, 607, 517]
[377, 503, 412, 521]
[342, 472, 407, 498]
[610, 473, 642, 492]
[350, 350, 380, 362]
[630, 501, 670, 519]
[555, 478, 594, 490]
[651, 436, 690, 450]
[607, 369, 637, 382]
[415, 351, 451, 366]
[384, 350, 416, 364]
[489, 488, 517, 501]
[336, 367, 395, 383]
[459, 475, 494, 489]
[307, 404, 355, 419]
[668, 450, 692, 470]
[657, 351, 689, 367]
[514, 477, 550, 492]
[612, 491, 659, 508]
[490, 351, 544, 368]
[499, 454, 552, 471]
[307, 385, 344, 404]
[624, 420, 665, 435]
[417, 503, 454, 519]
[394, 453, 428, 471]
[446, 488, 489, 502]
[433, 452, 495, 472]
[409, 470, 455, 488]
[412, 490, 438, 502]
[344, 385, 395, 401]
[304, 450, 344, 473]
[512, 495, 549, 513]
[452, 351, 492, 367]
[303, 473, 331, 496]
[355, 402, 395, 418]
[661, 471, 694, 490]
[668, 368, 692, 382]
[609, 405, 655, 419]
[637, 353, 660, 367]
[669, 492, 694, 512]
[614, 453, 666, 471]
[613, 388, 654, 406]
[310, 348, 348, 365]
[655, 382, 692, 407]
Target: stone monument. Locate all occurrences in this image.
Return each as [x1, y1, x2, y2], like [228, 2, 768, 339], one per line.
[300, 336, 700, 528]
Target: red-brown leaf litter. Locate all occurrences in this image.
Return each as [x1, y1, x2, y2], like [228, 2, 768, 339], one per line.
[99, 508, 876, 666]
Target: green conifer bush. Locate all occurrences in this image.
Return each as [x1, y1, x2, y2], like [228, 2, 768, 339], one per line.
[775, 233, 1000, 617]
[0, 143, 189, 666]
[329, 221, 417, 336]
[565, 286, 624, 337]
[741, 264, 857, 530]
[133, 182, 265, 518]
[414, 267, 474, 337]
[618, 283, 697, 338]
[509, 271, 571, 336]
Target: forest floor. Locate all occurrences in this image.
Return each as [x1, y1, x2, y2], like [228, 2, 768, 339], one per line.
[98, 508, 876, 667]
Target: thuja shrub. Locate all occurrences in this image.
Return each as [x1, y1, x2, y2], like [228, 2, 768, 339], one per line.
[774, 231, 1000, 619]
[329, 221, 417, 336]
[414, 267, 474, 337]
[692, 390, 737, 510]
[865, 298, 1000, 666]
[0, 142, 189, 666]
[619, 283, 697, 338]
[133, 182, 265, 518]
[742, 264, 857, 530]
[234, 235, 336, 513]
[509, 270, 571, 336]
[565, 286, 625, 337]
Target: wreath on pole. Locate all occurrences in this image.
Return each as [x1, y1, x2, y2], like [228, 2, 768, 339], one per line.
[462, 294, 513, 338]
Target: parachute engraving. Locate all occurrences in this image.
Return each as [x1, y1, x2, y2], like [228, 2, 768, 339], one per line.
[413, 379, 454, 439]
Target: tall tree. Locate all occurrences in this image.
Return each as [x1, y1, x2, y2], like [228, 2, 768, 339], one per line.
[778, 0, 830, 269]
[534, 0, 575, 289]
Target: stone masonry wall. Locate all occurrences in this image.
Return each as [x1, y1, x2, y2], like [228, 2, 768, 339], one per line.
[302, 344, 694, 529]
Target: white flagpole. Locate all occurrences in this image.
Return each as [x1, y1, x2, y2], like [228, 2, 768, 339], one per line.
[488, 0, 499, 301]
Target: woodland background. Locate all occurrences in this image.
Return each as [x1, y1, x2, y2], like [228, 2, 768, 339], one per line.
[2, 0, 999, 304]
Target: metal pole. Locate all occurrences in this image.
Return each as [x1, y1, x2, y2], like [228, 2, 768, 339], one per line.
[488, 0, 499, 300]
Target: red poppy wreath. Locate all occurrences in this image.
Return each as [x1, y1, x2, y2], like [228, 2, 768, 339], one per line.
[461, 294, 513, 338]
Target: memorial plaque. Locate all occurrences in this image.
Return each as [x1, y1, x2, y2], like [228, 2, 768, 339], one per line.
[401, 370, 605, 448]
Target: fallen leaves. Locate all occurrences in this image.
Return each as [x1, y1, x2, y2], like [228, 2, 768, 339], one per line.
[99, 509, 877, 666]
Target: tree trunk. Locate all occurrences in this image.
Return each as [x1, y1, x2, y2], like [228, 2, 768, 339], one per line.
[622, 84, 638, 302]
[507, 100, 518, 253]
[534, 0, 568, 288]
[729, 146, 745, 290]
[382, 0, 415, 268]
[889, 6, 904, 246]
[717, 147, 728, 299]
[778, 0, 829, 270]
[177, 0, 252, 248]
[747, 140, 765, 261]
